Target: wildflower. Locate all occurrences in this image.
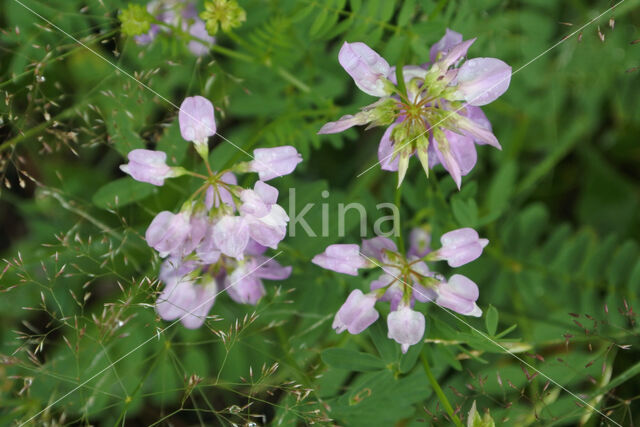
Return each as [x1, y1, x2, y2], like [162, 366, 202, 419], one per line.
[225, 258, 292, 305]
[179, 95, 217, 154]
[313, 226, 487, 352]
[156, 275, 218, 329]
[435, 274, 482, 317]
[318, 29, 512, 188]
[240, 182, 289, 248]
[332, 289, 379, 334]
[120, 149, 178, 186]
[428, 227, 489, 267]
[312, 244, 369, 276]
[145, 211, 191, 257]
[387, 304, 425, 353]
[200, 0, 246, 35]
[249, 146, 303, 181]
[338, 42, 393, 97]
[130, 94, 300, 328]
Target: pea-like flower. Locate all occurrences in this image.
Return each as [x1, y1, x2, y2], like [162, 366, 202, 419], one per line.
[250, 146, 303, 181]
[429, 227, 489, 267]
[435, 274, 482, 317]
[312, 226, 487, 353]
[145, 211, 191, 257]
[318, 29, 512, 189]
[179, 95, 216, 147]
[387, 304, 426, 353]
[332, 289, 380, 334]
[338, 42, 392, 97]
[120, 149, 176, 186]
[312, 244, 369, 276]
[225, 257, 292, 305]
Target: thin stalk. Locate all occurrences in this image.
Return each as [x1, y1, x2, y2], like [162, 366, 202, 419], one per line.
[420, 352, 464, 427]
[395, 185, 405, 254]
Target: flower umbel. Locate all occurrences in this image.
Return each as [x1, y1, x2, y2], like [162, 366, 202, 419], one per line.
[119, 95, 302, 328]
[313, 227, 487, 353]
[318, 30, 512, 189]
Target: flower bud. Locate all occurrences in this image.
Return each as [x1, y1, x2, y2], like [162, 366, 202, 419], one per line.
[408, 227, 432, 258]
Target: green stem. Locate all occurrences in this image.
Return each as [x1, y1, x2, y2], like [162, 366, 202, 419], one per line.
[395, 185, 405, 254]
[420, 352, 464, 427]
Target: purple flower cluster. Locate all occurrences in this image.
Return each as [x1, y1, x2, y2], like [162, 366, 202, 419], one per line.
[319, 29, 512, 189]
[120, 95, 302, 328]
[135, 0, 214, 57]
[312, 227, 488, 353]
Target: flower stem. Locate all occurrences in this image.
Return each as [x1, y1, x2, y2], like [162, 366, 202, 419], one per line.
[395, 185, 405, 254]
[420, 352, 464, 427]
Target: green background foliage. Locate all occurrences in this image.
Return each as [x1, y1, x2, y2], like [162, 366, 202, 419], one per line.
[1, 0, 639, 425]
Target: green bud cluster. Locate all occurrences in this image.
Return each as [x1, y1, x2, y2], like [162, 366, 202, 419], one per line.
[200, 0, 247, 36]
[119, 4, 152, 36]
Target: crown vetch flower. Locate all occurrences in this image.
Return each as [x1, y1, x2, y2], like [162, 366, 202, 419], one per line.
[131, 94, 299, 329]
[146, 211, 191, 257]
[313, 226, 487, 352]
[120, 149, 176, 186]
[332, 289, 380, 334]
[435, 274, 482, 317]
[156, 275, 218, 329]
[155, 259, 218, 329]
[338, 42, 392, 97]
[387, 304, 425, 353]
[312, 244, 369, 276]
[225, 257, 292, 305]
[429, 227, 489, 267]
[179, 95, 216, 146]
[319, 29, 512, 189]
[250, 146, 303, 181]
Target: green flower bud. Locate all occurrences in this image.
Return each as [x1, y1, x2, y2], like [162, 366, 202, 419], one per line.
[119, 4, 152, 36]
[200, 0, 247, 36]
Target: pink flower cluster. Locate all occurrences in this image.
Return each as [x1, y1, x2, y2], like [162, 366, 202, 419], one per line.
[312, 227, 488, 353]
[319, 29, 512, 189]
[135, 0, 214, 57]
[120, 95, 302, 328]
